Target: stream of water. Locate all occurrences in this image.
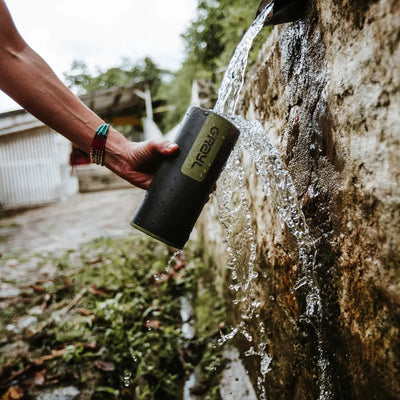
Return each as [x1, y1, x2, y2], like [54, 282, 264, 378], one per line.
[211, 2, 333, 399]
[213, 2, 274, 116]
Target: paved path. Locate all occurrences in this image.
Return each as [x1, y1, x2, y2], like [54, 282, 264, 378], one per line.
[1, 188, 144, 257]
[0, 189, 144, 289]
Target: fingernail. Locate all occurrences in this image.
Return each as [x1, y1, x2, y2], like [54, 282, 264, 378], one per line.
[167, 143, 178, 150]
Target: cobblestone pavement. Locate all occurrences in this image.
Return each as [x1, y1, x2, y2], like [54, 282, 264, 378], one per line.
[0, 188, 144, 288]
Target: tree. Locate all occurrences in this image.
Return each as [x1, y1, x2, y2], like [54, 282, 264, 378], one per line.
[63, 57, 171, 97]
[161, 0, 272, 131]
[62, 1, 272, 133]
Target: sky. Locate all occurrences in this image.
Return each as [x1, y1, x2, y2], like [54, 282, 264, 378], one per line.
[0, 0, 197, 112]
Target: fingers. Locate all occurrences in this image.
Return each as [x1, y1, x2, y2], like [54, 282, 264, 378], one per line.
[161, 141, 179, 154]
[145, 140, 179, 156]
[115, 140, 179, 190]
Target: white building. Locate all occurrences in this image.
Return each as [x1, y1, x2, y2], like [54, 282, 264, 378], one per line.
[0, 109, 78, 209]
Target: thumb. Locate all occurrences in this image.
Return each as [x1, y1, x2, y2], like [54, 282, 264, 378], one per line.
[137, 140, 178, 158]
[130, 140, 179, 166]
[157, 141, 179, 155]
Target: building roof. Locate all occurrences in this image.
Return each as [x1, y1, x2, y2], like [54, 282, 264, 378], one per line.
[0, 109, 43, 136]
[80, 81, 147, 120]
[0, 82, 148, 137]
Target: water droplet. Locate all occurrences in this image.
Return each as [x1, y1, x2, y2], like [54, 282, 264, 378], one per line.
[123, 372, 132, 388]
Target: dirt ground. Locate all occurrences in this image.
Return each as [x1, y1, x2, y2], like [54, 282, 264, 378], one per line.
[0, 188, 143, 256]
[0, 188, 144, 290]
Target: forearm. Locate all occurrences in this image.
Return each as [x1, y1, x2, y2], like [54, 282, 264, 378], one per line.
[0, 0, 178, 190]
[0, 44, 128, 155]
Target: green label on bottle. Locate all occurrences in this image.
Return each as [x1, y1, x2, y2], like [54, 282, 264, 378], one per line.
[181, 114, 230, 182]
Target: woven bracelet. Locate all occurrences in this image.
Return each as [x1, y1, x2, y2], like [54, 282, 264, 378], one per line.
[90, 123, 110, 166]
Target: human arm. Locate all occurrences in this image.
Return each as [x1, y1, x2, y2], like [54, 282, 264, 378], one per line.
[0, 0, 178, 190]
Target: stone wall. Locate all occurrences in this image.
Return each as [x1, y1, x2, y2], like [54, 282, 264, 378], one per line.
[199, 0, 400, 398]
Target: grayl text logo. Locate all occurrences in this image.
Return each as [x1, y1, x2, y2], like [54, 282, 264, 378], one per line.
[191, 126, 219, 168]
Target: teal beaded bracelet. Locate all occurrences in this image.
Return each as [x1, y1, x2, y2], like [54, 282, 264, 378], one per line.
[90, 124, 110, 165]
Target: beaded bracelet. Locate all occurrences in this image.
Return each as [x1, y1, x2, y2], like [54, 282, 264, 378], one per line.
[90, 123, 110, 165]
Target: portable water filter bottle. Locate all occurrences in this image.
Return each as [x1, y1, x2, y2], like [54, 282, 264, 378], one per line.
[131, 106, 240, 249]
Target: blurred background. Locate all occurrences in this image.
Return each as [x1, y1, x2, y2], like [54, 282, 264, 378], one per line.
[0, 0, 268, 133]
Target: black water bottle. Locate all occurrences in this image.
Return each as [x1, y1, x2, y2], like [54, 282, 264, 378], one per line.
[130, 106, 240, 249]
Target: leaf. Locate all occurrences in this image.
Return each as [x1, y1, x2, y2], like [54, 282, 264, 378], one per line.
[95, 386, 119, 396]
[87, 257, 103, 265]
[89, 284, 109, 296]
[78, 308, 93, 316]
[31, 285, 46, 293]
[0, 387, 24, 400]
[94, 360, 115, 372]
[34, 348, 67, 366]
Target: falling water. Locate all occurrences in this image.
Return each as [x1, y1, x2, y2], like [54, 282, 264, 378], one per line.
[214, 2, 274, 116]
[210, 2, 333, 399]
[217, 118, 333, 399]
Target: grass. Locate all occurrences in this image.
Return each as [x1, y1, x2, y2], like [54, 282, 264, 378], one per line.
[0, 234, 227, 400]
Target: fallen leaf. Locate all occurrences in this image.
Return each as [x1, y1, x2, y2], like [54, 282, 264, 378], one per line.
[31, 285, 46, 293]
[89, 284, 109, 296]
[87, 257, 103, 264]
[34, 348, 67, 366]
[0, 386, 24, 400]
[94, 360, 115, 371]
[78, 308, 92, 316]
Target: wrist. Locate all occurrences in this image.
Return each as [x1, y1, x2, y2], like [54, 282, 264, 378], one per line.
[103, 127, 130, 167]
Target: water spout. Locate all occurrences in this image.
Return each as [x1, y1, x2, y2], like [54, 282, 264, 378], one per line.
[257, 0, 307, 25]
[214, 2, 274, 116]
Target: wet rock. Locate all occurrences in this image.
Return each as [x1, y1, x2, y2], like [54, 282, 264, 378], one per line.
[200, 0, 400, 398]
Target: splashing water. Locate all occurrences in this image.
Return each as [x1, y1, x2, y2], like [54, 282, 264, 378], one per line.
[220, 117, 334, 400]
[214, 2, 274, 116]
[166, 250, 182, 272]
[211, 7, 275, 397]
[210, 2, 333, 399]
[123, 372, 132, 388]
[215, 118, 334, 398]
